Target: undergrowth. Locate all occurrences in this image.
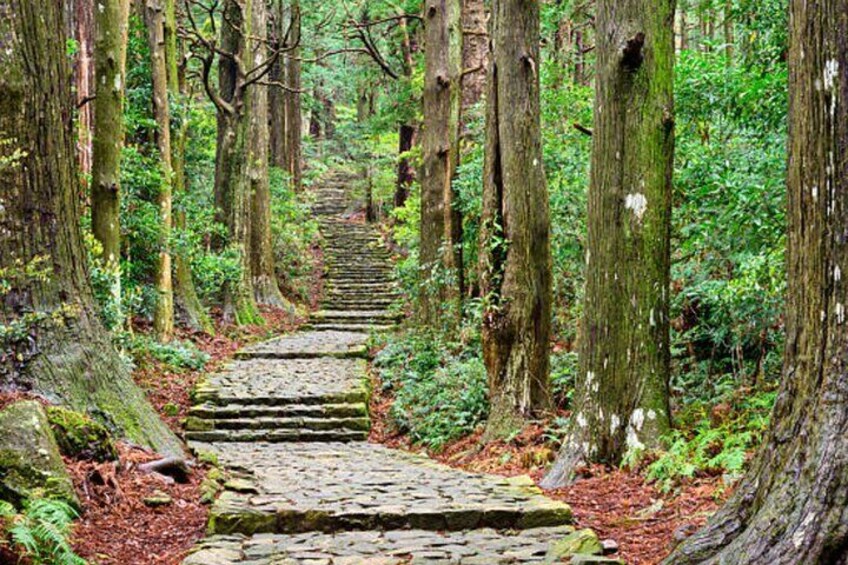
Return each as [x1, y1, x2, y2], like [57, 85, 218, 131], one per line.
[0, 498, 85, 565]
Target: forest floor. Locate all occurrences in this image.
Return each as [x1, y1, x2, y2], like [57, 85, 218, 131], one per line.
[370, 382, 730, 565]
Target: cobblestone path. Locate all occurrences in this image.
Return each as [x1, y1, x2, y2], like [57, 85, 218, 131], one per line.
[183, 172, 617, 564]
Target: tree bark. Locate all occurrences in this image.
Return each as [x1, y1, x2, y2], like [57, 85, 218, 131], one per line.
[0, 0, 181, 456]
[420, 0, 463, 326]
[460, 0, 487, 112]
[285, 0, 303, 191]
[165, 0, 212, 333]
[247, 0, 288, 309]
[91, 0, 130, 325]
[664, 1, 848, 563]
[146, 0, 175, 342]
[543, 0, 675, 488]
[395, 124, 416, 209]
[479, 0, 552, 439]
[214, 0, 262, 325]
[70, 0, 96, 179]
[269, 0, 288, 169]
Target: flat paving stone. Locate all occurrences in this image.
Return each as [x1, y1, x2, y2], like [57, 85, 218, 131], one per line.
[236, 331, 370, 360]
[183, 526, 582, 564]
[194, 358, 369, 405]
[192, 442, 572, 535]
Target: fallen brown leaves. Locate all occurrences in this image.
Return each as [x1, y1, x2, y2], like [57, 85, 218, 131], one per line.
[69, 443, 208, 565]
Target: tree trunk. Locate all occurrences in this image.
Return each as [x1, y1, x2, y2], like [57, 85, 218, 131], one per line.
[461, 0, 487, 112]
[479, 0, 552, 439]
[665, 1, 848, 563]
[91, 0, 130, 326]
[215, 0, 262, 325]
[0, 0, 181, 456]
[285, 0, 303, 191]
[420, 0, 463, 326]
[543, 0, 675, 488]
[248, 0, 288, 309]
[146, 0, 174, 342]
[70, 0, 96, 179]
[269, 0, 288, 169]
[395, 124, 416, 209]
[723, 0, 733, 63]
[165, 0, 212, 333]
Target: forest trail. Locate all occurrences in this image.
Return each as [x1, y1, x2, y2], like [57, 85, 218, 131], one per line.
[181, 172, 590, 564]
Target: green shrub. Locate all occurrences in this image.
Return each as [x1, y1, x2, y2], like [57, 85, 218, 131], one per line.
[129, 335, 209, 370]
[375, 330, 488, 451]
[0, 498, 85, 565]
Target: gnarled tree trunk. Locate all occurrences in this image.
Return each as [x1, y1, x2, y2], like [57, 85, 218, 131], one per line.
[543, 0, 675, 489]
[0, 0, 181, 456]
[479, 0, 552, 439]
[664, 1, 848, 563]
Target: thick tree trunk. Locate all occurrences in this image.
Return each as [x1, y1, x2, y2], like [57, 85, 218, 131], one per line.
[91, 0, 130, 325]
[285, 0, 303, 191]
[664, 2, 848, 563]
[0, 0, 181, 455]
[146, 0, 175, 342]
[165, 0, 212, 333]
[247, 0, 288, 309]
[479, 0, 552, 439]
[543, 0, 675, 488]
[420, 0, 463, 326]
[269, 0, 288, 169]
[215, 0, 262, 325]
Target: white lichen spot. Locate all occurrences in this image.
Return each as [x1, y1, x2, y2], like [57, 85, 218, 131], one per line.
[625, 193, 648, 222]
[626, 426, 645, 451]
[647, 409, 657, 421]
[610, 414, 621, 435]
[824, 59, 839, 90]
[586, 371, 595, 388]
[598, 408, 604, 421]
[585, 249, 591, 266]
[649, 308, 656, 327]
[837, 302, 845, 324]
[603, 356, 609, 370]
[114, 73, 122, 92]
[630, 408, 645, 431]
[98, 3, 105, 13]
[576, 413, 587, 428]
[812, 185, 819, 202]
[835, 265, 842, 283]
[821, 310, 827, 322]
[533, 158, 539, 167]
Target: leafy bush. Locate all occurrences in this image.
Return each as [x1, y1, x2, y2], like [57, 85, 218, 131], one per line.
[129, 336, 209, 370]
[0, 498, 85, 565]
[374, 329, 488, 451]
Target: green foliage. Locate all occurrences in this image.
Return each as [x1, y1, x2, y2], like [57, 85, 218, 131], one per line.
[374, 328, 488, 451]
[129, 335, 209, 371]
[0, 498, 85, 565]
[46, 406, 118, 462]
[646, 387, 777, 492]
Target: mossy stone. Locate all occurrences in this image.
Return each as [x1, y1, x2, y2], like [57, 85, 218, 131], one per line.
[546, 528, 603, 560]
[46, 405, 117, 462]
[0, 401, 79, 508]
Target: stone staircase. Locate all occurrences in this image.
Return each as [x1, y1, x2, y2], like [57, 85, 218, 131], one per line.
[181, 171, 616, 564]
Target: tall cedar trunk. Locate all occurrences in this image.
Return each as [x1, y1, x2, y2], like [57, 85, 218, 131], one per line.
[479, 0, 552, 439]
[285, 0, 303, 191]
[215, 0, 262, 325]
[0, 0, 181, 455]
[269, 0, 288, 168]
[461, 0, 487, 111]
[248, 0, 288, 308]
[543, 0, 675, 488]
[166, 0, 212, 333]
[723, 0, 733, 62]
[665, 1, 848, 563]
[420, 0, 462, 326]
[91, 0, 130, 321]
[395, 15, 418, 209]
[146, 0, 174, 341]
[70, 0, 96, 178]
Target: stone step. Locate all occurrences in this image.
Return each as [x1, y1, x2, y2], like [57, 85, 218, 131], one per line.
[234, 330, 371, 360]
[183, 526, 601, 565]
[307, 323, 395, 333]
[321, 301, 396, 310]
[202, 390, 368, 407]
[311, 310, 401, 326]
[185, 429, 368, 443]
[198, 442, 573, 536]
[188, 402, 368, 420]
[186, 416, 371, 433]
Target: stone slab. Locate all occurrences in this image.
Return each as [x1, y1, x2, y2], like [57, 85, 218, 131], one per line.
[235, 331, 370, 360]
[196, 442, 572, 535]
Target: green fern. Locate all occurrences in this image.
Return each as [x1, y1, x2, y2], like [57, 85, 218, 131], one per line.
[1, 498, 86, 565]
